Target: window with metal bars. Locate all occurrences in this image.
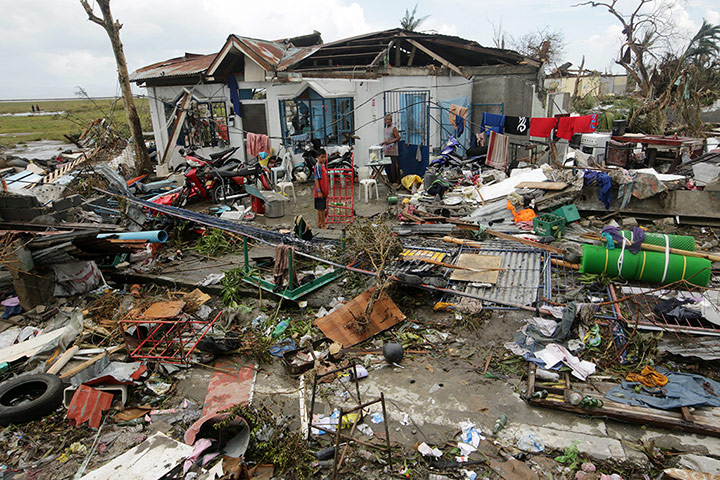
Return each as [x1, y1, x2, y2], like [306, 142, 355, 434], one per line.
[279, 88, 354, 147]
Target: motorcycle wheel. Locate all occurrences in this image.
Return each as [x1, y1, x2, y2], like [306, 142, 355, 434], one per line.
[212, 183, 240, 204]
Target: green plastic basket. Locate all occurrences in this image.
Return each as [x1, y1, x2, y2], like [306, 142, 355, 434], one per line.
[551, 204, 581, 223]
[533, 214, 566, 238]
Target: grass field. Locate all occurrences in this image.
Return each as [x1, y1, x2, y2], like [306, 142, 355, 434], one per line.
[0, 97, 151, 148]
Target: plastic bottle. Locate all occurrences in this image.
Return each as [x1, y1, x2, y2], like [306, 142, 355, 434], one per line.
[493, 413, 507, 434]
[272, 319, 289, 337]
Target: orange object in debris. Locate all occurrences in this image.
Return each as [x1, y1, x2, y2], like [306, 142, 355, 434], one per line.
[506, 200, 537, 223]
[130, 284, 141, 297]
[626, 365, 669, 387]
[67, 385, 114, 429]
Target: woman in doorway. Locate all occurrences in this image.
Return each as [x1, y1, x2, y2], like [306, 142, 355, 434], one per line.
[380, 114, 401, 187]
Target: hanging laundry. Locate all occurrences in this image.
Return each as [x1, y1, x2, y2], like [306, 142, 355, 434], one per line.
[448, 104, 468, 129]
[573, 114, 599, 133]
[528, 117, 557, 138]
[504, 116, 530, 136]
[556, 117, 575, 140]
[584, 170, 612, 210]
[481, 112, 505, 135]
[485, 131, 509, 171]
[247, 133, 270, 157]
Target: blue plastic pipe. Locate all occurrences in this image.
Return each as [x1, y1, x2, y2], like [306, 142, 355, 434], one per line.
[97, 230, 168, 243]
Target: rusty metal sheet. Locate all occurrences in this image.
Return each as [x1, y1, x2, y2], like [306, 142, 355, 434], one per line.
[184, 358, 256, 445]
[142, 300, 185, 319]
[130, 53, 215, 82]
[314, 287, 405, 347]
[67, 385, 114, 429]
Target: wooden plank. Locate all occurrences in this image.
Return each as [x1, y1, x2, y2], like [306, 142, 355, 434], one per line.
[46, 346, 79, 375]
[404, 38, 471, 79]
[59, 345, 124, 381]
[314, 287, 405, 347]
[515, 181, 568, 191]
[161, 91, 191, 165]
[449, 254, 503, 283]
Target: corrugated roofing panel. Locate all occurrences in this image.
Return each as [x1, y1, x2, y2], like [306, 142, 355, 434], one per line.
[130, 53, 216, 82]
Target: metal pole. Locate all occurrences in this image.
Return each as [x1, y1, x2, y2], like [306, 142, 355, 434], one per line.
[332, 407, 344, 480]
[381, 392, 392, 472]
[307, 374, 318, 441]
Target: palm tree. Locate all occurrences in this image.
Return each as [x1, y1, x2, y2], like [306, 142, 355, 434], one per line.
[400, 4, 429, 32]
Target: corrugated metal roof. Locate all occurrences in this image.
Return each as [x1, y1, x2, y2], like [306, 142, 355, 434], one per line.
[444, 241, 549, 309]
[130, 53, 216, 82]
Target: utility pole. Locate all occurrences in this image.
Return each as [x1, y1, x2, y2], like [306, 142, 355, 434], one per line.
[79, 0, 152, 174]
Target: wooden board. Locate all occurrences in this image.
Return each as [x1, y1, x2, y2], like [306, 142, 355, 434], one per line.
[526, 364, 720, 438]
[142, 300, 185, 319]
[449, 254, 503, 283]
[314, 287, 405, 347]
[515, 181, 568, 190]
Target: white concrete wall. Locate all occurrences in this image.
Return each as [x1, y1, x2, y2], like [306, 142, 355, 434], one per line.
[143, 74, 492, 169]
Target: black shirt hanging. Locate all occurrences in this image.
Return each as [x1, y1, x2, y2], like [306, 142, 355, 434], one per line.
[505, 116, 530, 136]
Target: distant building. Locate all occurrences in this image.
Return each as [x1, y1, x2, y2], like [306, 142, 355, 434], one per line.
[544, 68, 628, 97]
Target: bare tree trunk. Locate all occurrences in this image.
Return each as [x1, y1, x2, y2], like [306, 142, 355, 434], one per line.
[80, 0, 152, 174]
[572, 55, 585, 102]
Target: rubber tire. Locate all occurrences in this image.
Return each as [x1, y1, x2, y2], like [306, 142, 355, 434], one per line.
[212, 183, 240, 204]
[0, 374, 64, 426]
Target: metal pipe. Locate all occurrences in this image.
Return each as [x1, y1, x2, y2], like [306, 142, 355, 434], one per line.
[97, 230, 168, 243]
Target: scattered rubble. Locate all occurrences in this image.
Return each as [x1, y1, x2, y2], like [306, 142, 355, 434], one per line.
[1, 101, 720, 480]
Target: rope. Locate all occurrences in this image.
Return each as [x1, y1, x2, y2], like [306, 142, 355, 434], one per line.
[661, 234, 670, 283]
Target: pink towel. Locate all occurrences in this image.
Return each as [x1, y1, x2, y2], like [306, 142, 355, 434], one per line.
[247, 133, 270, 157]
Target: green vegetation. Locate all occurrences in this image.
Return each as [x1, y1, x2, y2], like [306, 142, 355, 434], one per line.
[195, 228, 240, 257]
[0, 97, 151, 147]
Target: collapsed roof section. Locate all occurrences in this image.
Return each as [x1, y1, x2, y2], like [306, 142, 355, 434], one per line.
[132, 29, 539, 86]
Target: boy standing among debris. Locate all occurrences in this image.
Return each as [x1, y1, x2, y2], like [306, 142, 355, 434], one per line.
[314, 149, 329, 229]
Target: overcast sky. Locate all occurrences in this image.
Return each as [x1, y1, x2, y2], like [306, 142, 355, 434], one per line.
[1, 0, 718, 99]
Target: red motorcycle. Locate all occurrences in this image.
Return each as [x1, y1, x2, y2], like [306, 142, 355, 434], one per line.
[173, 159, 271, 206]
[175, 146, 239, 173]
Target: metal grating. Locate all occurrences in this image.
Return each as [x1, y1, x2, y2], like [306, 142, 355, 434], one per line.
[443, 241, 550, 310]
[613, 286, 720, 337]
[548, 255, 617, 320]
[326, 166, 354, 224]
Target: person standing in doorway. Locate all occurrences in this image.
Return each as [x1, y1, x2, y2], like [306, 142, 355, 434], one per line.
[381, 114, 401, 187]
[314, 149, 329, 229]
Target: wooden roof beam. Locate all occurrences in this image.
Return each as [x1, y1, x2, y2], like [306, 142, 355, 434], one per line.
[404, 38, 471, 79]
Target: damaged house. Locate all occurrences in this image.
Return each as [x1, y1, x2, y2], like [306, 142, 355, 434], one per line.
[131, 28, 544, 169]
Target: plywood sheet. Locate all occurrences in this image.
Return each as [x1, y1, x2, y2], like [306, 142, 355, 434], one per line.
[515, 181, 568, 190]
[142, 300, 185, 319]
[449, 254, 503, 283]
[314, 288, 405, 347]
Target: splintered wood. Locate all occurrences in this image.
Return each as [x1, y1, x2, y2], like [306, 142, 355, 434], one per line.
[314, 288, 405, 346]
[449, 254, 503, 283]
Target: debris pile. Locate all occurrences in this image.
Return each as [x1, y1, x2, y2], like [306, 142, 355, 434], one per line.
[1, 110, 720, 480]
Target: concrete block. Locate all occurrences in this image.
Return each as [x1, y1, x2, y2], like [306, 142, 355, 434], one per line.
[678, 454, 720, 474]
[0, 194, 40, 209]
[0, 207, 48, 222]
[52, 194, 82, 212]
[621, 217, 638, 228]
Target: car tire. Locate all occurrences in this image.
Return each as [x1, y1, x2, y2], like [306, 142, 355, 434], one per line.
[0, 374, 64, 426]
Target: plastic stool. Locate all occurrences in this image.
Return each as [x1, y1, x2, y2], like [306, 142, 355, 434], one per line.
[277, 181, 296, 202]
[360, 178, 378, 203]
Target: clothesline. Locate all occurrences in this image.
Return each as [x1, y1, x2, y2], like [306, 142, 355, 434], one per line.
[479, 112, 599, 140]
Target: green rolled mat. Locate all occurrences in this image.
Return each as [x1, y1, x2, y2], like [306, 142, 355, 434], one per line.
[621, 230, 696, 252]
[580, 244, 711, 287]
